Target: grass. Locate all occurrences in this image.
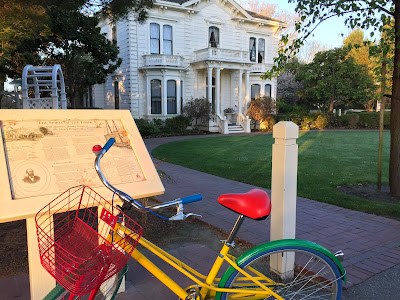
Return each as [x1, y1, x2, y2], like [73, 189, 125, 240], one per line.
[152, 131, 400, 220]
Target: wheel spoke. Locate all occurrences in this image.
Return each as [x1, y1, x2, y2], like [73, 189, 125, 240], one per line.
[221, 248, 341, 300]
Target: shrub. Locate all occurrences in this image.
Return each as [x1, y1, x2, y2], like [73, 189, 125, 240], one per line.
[259, 115, 276, 131]
[223, 107, 234, 113]
[300, 115, 315, 130]
[134, 119, 161, 137]
[347, 114, 360, 128]
[313, 113, 329, 129]
[164, 115, 191, 135]
[182, 98, 211, 129]
[339, 114, 349, 127]
[247, 97, 276, 122]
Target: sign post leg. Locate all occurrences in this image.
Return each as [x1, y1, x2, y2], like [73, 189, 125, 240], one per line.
[26, 216, 56, 299]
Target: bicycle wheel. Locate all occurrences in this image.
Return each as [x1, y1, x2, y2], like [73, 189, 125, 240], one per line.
[218, 246, 342, 300]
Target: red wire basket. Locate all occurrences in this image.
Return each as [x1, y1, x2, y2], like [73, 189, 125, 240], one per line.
[35, 185, 143, 296]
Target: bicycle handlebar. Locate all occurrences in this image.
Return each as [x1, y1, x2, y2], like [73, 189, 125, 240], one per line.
[103, 137, 115, 152]
[181, 194, 202, 204]
[93, 138, 202, 219]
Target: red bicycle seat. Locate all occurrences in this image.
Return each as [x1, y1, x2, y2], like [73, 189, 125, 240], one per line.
[218, 189, 271, 220]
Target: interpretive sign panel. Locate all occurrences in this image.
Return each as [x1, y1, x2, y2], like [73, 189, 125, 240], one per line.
[0, 110, 164, 222]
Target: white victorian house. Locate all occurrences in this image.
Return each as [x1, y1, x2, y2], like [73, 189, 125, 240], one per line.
[92, 0, 285, 134]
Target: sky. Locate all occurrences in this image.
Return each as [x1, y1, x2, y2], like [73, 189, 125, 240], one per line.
[267, 0, 378, 49]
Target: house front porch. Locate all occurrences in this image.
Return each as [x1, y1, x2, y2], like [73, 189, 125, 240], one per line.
[191, 55, 254, 134]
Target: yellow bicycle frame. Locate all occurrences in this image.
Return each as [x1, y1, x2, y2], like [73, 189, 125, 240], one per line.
[110, 223, 284, 300]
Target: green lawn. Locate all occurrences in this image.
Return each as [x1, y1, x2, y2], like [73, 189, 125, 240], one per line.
[152, 131, 400, 219]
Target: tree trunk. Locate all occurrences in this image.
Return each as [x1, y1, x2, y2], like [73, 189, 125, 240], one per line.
[329, 97, 334, 112]
[389, 1, 400, 197]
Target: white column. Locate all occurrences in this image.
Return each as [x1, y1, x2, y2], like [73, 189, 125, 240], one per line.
[270, 121, 299, 279]
[27, 216, 56, 300]
[270, 121, 299, 241]
[162, 70, 167, 115]
[238, 70, 243, 114]
[146, 72, 151, 115]
[207, 66, 213, 106]
[245, 70, 250, 112]
[177, 78, 181, 114]
[215, 67, 221, 115]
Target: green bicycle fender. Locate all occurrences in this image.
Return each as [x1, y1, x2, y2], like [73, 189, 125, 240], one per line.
[42, 264, 128, 300]
[215, 239, 346, 299]
[43, 284, 65, 300]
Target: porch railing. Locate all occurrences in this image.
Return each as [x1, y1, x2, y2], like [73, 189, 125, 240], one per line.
[216, 113, 229, 134]
[143, 54, 184, 67]
[238, 113, 251, 133]
[193, 48, 249, 63]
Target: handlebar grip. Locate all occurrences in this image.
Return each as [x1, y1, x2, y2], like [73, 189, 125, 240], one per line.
[181, 194, 202, 204]
[103, 138, 116, 152]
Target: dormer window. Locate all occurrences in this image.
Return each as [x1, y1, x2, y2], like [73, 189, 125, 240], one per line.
[258, 38, 265, 63]
[209, 26, 219, 48]
[249, 37, 256, 62]
[150, 23, 160, 54]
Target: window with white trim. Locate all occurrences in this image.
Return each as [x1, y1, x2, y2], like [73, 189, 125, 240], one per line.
[258, 38, 265, 63]
[209, 26, 219, 48]
[167, 80, 177, 114]
[114, 81, 119, 109]
[249, 37, 256, 62]
[150, 23, 160, 54]
[251, 84, 260, 100]
[163, 25, 173, 55]
[151, 79, 162, 114]
[265, 84, 272, 98]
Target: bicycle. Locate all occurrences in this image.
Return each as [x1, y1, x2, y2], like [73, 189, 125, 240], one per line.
[38, 138, 346, 300]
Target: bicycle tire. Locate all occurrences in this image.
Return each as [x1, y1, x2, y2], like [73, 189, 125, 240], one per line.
[217, 246, 343, 300]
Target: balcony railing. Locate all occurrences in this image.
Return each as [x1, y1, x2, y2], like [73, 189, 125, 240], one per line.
[193, 48, 249, 63]
[250, 64, 272, 73]
[143, 54, 184, 67]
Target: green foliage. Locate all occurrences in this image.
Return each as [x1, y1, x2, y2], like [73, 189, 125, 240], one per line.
[295, 47, 376, 111]
[339, 112, 391, 129]
[0, 0, 152, 106]
[247, 96, 276, 124]
[299, 115, 315, 130]
[134, 116, 191, 138]
[314, 113, 329, 129]
[347, 114, 360, 128]
[134, 119, 161, 137]
[182, 98, 211, 129]
[259, 115, 276, 131]
[164, 115, 191, 135]
[152, 132, 399, 219]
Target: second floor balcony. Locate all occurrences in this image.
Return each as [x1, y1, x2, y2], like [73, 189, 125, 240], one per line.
[143, 54, 185, 68]
[193, 48, 249, 64]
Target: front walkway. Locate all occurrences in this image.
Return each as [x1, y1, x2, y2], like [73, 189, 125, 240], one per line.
[145, 134, 400, 288]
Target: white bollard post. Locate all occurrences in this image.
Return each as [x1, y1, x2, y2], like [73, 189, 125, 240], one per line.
[270, 121, 299, 279]
[270, 121, 299, 241]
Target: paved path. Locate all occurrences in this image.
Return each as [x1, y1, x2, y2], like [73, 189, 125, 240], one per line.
[145, 134, 400, 288]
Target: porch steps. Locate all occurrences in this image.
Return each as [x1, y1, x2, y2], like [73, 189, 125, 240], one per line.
[228, 124, 245, 134]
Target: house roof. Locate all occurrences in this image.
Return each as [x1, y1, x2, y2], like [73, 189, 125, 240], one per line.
[160, 0, 284, 26]
[245, 10, 281, 22]
[164, 0, 190, 4]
